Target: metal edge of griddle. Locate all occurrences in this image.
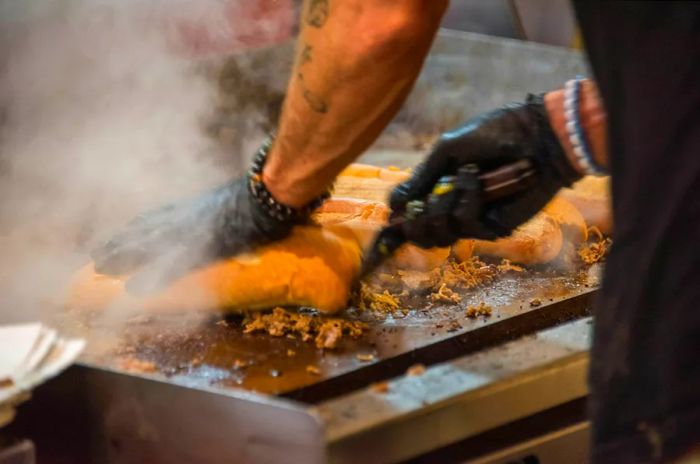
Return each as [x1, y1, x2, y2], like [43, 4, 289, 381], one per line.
[283, 288, 596, 403]
[315, 317, 593, 464]
[9, 361, 329, 464]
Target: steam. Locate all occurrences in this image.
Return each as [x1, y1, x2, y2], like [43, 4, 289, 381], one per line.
[0, 0, 287, 323]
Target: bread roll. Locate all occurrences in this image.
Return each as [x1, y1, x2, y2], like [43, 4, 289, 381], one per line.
[559, 175, 612, 234]
[68, 225, 361, 315]
[473, 212, 563, 265]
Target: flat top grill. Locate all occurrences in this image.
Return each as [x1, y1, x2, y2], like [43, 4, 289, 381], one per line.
[68, 264, 599, 404]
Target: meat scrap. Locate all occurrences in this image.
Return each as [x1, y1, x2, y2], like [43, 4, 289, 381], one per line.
[430, 283, 461, 304]
[243, 307, 368, 350]
[465, 302, 493, 318]
[578, 227, 612, 264]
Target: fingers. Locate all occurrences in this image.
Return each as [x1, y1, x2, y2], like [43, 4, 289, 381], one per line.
[389, 137, 457, 214]
[124, 244, 210, 296]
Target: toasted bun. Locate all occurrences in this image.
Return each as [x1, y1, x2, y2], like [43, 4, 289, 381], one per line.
[67, 225, 361, 315]
[473, 212, 563, 265]
[559, 175, 612, 234]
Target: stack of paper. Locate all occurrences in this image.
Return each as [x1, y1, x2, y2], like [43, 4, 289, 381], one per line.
[0, 323, 84, 428]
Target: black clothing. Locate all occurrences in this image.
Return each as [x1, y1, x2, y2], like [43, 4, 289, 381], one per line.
[572, 1, 700, 462]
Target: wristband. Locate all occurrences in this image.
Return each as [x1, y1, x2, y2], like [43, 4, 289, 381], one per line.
[248, 134, 330, 222]
[564, 77, 608, 176]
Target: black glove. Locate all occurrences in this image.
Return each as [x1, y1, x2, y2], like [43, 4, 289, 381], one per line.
[91, 176, 303, 293]
[389, 94, 581, 248]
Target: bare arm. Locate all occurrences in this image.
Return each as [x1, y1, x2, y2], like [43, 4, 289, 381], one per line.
[263, 0, 449, 208]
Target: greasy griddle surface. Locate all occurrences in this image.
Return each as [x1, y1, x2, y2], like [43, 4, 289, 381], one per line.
[70, 266, 599, 402]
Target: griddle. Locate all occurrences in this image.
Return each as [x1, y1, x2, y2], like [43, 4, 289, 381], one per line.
[71, 266, 597, 404]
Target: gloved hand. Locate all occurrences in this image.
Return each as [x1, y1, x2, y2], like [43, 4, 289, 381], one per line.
[389, 94, 581, 248]
[91, 175, 305, 294]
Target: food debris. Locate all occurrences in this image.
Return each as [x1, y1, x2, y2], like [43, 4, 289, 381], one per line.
[356, 353, 376, 362]
[440, 258, 498, 289]
[269, 369, 282, 378]
[118, 356, 157, 374]
[578, 227, 612, 264]
[243, 307, 368, 350]
[306, 365, 321, 376]
[370, 381, 390, 393]
[232, 359, 248, 370]
[497, 259, 524, 273]
[215, 319, 229, 327]
[465, 302, 493, 318]
[430, 283, 461, 304]
[530, 298, 542, 307]
[355, 283, 403, 313]
[286, 349, 296, 357]
[406, 364, 426, 376]
[447, 320, 462, 332]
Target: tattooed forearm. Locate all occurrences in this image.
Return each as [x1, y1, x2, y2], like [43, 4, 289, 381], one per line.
[299, 43, 313, 66]
[297, 73, 328, 113]
[306, 0, 329, 28]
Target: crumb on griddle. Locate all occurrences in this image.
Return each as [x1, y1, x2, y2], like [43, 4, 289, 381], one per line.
[356, 353, 376, 362]
[530, 298, 542, 307]
[578, 227, 612, 264]
[118, 356, 157, 374]
[465, 302, 493, 318]
[354, 283, 403, 313]
[497, 259, 524, 273]
[286, 349, 296, 357]
[370, 381, 390, 393]
[306, 365, 321, 376]
[242, 307, 367, 350]
[406, 364, 426, 376]
[430, 283, 461, 304]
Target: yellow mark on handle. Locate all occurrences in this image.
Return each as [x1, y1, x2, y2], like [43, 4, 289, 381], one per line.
[432, 182, 454, 196]
[378, 243, 390, 255]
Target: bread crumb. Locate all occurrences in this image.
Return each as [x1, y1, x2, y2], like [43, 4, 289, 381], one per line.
[530, 298, 542, 307]
[356, 353, 376, 362]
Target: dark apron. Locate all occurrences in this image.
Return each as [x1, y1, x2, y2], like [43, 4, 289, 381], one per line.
[571, 1, 700, 462]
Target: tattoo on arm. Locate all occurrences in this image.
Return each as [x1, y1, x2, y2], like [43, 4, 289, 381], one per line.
[299, 44, 313, 66]
[297, 73, 328, 113]
[306, 0, 328, 28]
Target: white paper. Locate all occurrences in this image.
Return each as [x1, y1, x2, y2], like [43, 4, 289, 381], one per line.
[0, 323, 43, 381]
[12, 327, 57, 382]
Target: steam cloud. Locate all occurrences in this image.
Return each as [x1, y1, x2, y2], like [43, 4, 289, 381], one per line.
[0, 0, 289, 323]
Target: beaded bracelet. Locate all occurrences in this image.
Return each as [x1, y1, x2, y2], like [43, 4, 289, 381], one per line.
[563, 76, 607, 176]
[248, 134, 330, 223]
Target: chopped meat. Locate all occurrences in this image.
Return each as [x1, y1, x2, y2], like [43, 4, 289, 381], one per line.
[315, 321, 343, 349]
[530, 298, 542, 307]
[497, 259, 524, 273]
[242, 307, 367, 350]
[578, 227, 612, 264]
[286, 349, 296, 357]
[430, 283, 461, 304]
[466, 302, 493, 318]
[354, 282, 403, 313]
[356, 353, 376, 362]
